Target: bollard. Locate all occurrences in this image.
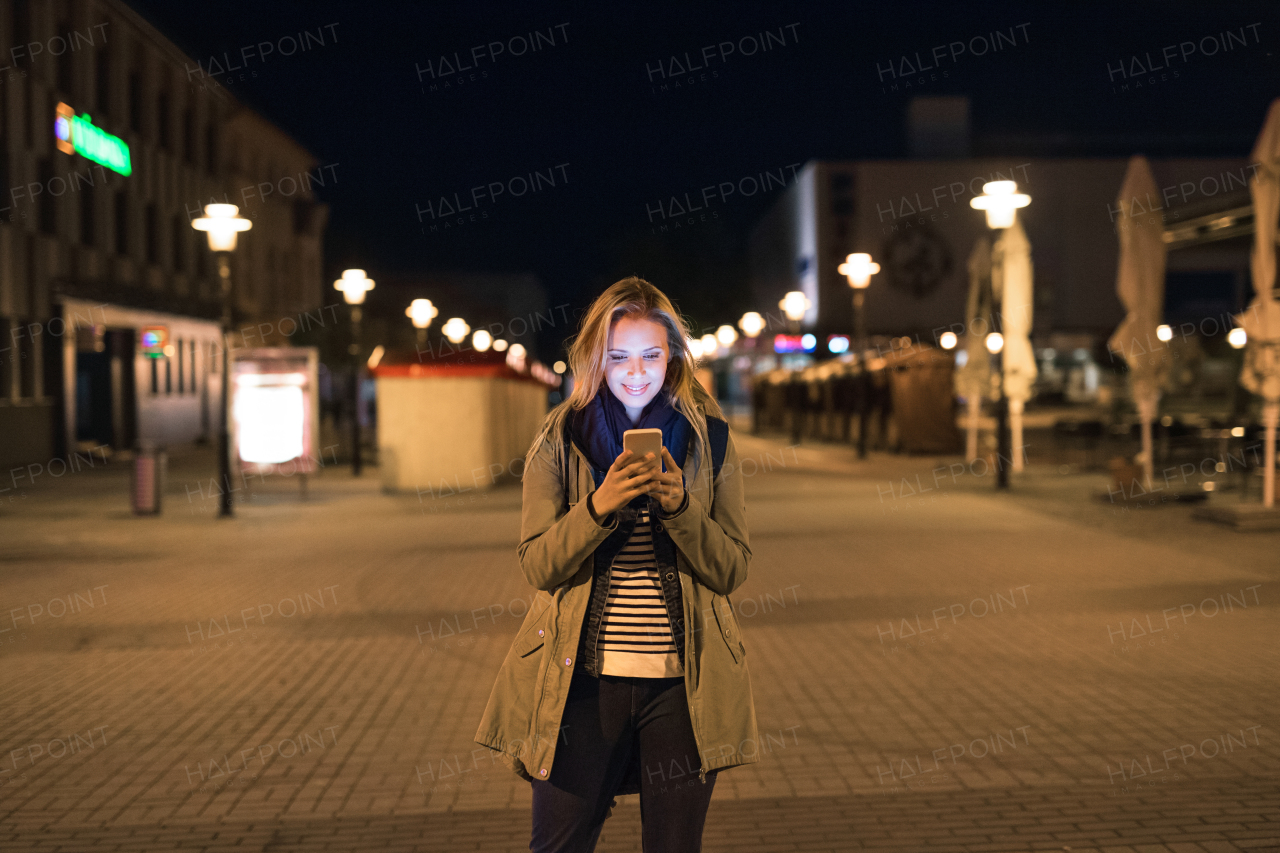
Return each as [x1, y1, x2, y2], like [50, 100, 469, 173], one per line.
[131, 443, 167, 515]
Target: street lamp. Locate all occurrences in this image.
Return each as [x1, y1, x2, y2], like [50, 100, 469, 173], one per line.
[442, 317, 470, 344]
[969, 180, 1030, 229]
[939, 331, 958, 350]
[739, 312, 765, 338]
[716, 324, 738, 348]
[334, 269, 375, 476]
[406, 298, 438, 349]
[506, 342, 526, 370]
[472, 330, 493, 352]
[839, 252, 881, 460]
[838, 252, 880, 347]
[779, 291, 810, 335]
[191, 203, 252, 518]
[700, 333, 719, 358]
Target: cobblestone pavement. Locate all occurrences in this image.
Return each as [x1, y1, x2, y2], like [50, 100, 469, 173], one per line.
[0, 433, 1276, 851]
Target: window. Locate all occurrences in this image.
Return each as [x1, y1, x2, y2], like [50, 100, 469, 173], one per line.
[80, 183, 95, 247]
[0, 318, 11, 399]
[128, 71, 141, 132]
[57, 21, 74, 95]
[96, 48, 111, 115]
[114, 190, 129, 255]
[150, 357, 158, 394]
[205, 124, 217, 175]
[183, 108, 195, 165]
[145, 203, 157, 265]
[171, 215, 185, 271]
[37, 158, 56, 234]
[18, 316, 35, 399]
[177, 338, 184, 393]
[189, 339, 197, 393]
[164, 356, 171, 394]
[157, 91, 170, 149]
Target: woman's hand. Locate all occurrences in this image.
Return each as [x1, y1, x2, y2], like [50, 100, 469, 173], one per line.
[646, 447, 685, 514]
[589, 449, 660, 519]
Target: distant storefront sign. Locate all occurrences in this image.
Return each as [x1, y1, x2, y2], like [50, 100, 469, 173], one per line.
[54, 102, 133, 176]
[139, 325, 169, 358]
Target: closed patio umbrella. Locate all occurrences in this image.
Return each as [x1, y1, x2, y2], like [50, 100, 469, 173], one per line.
[1107, 155, 1170, 492]
[955, 236, 995, 461]
[1238, 98, 1280, 508]
[992, 219, 1037, 471]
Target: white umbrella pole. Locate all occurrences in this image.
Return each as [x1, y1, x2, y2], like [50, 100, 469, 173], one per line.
[1140, 417, 1154, 492]
[1009, 399, 1024, 472]
[966, 395, 980, 461]
[1265, 401, 1278, 509]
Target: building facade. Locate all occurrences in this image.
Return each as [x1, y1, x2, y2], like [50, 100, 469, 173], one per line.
[0, 0, 328, 470]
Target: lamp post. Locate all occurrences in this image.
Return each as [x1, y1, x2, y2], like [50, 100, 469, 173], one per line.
[191, 203, 252, 518]
[971, 181, 1031, 487]
[406, 298, 438, 350]
[334, 269, 375, 476]
[839, 252, 880, 459]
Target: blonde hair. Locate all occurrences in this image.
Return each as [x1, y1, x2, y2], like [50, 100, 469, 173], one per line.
[526, 276, 723, 475]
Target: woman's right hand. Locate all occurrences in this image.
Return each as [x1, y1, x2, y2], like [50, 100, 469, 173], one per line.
[589, 449, 660, 519]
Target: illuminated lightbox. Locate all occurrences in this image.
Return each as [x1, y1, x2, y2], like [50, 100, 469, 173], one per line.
[230, 348, 321, 477]
[234, 376, 306, 463]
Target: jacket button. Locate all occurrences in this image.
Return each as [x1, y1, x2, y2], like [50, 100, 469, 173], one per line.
[654, 523, 663, 531]
[538, 629, 544, 637]
[539, 768, 547, 777]
[564, 657, 572, 666]
[665, 572, 675, 581]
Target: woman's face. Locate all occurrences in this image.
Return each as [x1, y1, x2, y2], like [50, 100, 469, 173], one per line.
[605, 315, 669, 419]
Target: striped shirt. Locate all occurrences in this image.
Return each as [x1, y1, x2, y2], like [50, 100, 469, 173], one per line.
[598, 508, 684, 678]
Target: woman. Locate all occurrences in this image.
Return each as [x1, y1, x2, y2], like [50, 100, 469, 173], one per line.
[475, 276, 759, 853]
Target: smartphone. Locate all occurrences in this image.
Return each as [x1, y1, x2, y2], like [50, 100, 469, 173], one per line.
[622, 428, 663, 468]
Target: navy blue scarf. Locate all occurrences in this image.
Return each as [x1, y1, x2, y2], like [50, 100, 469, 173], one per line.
[570, 384, 692, 493]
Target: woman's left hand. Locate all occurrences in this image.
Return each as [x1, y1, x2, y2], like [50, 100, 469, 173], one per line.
[647, 447, 685, 514]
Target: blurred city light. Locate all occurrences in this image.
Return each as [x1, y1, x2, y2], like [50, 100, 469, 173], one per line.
[442, 317, 470, 343]
[738, 312, 765, 338]
[1156, 324, 1173, 342]
[192, 203, 252, 252]
[838, 252, 879, 289]
[472, 329, 493, 351]
[970, 180, 1030, 229]
[985, 332, 1004, 354]
[939, 331, 958, 349]
[334, 269, 375, 305]
[1228, 327, 1247, 348]
[406, 298, 438, 329]
[716, 324, 738, 347]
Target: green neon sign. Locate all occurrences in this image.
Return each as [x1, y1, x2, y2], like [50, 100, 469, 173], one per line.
[54, 102, 132, 176]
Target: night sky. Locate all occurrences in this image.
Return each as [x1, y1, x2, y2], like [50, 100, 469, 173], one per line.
[129, 0, 1279, 350]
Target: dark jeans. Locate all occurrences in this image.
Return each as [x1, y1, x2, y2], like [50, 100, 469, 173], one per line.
[531, 671, 716, 853]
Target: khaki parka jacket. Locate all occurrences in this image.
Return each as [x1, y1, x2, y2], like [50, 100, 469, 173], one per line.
[474, 407, 759, 785]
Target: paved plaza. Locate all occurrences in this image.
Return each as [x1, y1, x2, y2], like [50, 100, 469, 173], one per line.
[0, 431, 1277, 852]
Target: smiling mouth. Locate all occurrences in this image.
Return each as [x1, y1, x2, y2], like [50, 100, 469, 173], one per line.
[622, 383, 649, 395]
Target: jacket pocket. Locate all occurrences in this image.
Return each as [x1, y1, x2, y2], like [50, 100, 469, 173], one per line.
[712, 595, 743, 664]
